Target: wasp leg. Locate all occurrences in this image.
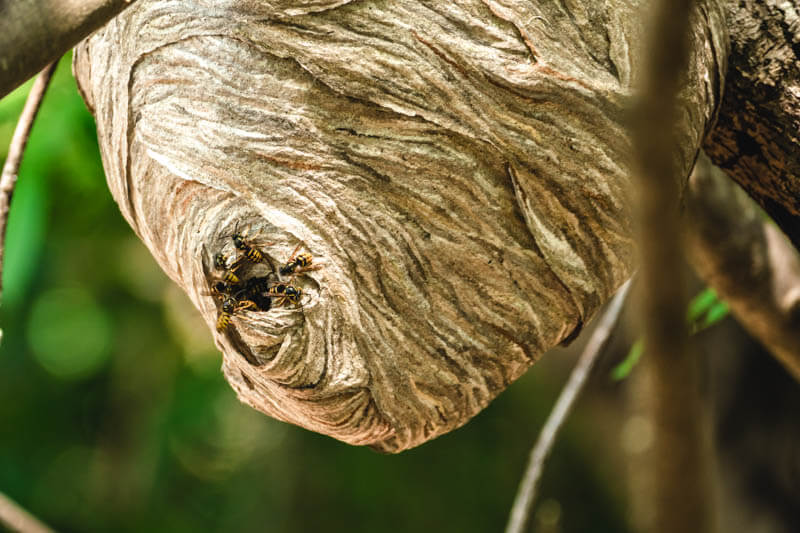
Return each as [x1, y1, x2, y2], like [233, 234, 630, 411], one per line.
[235, 300, 257, 312]
[287, 243, 302, 263]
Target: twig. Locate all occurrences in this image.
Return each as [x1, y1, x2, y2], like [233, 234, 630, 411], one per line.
[0, 491, 55, 533]
[0, 65, 59, 533]
[505, 278, 633, 533]
[0, 62, 57, 307]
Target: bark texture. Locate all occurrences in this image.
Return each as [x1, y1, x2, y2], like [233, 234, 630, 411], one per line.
[73, 0, 725, 452]
[704, 0, 800, 249]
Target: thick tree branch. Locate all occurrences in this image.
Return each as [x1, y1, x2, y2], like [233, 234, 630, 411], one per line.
[505, 278, 632, 533]
[0, 62, 57, 307]
[704, 0, 800, 249]
[687, 153, 800, 381]
[0, 0, 137, 99]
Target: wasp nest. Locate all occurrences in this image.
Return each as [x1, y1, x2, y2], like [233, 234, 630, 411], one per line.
[73, 0, 725, 451]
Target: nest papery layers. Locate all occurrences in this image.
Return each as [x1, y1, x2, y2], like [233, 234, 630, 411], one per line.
[73, 0, 724, 451]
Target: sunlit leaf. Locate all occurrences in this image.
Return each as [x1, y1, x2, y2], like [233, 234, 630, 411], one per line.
[687, 287, 719, 323]
[611, 338, 644, 381]
[699, 301, 730, 331]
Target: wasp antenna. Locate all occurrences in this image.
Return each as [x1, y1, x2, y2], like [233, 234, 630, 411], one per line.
[223, 220, 239, 240]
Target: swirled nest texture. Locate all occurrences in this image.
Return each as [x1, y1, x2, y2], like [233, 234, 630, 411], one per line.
[73, 0, 723, 451]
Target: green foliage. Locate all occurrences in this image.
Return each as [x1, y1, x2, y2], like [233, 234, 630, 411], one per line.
[0, 55, 630, 533]
[610, 338, 643, 381]
[27, 287, 112, 379]
[691, 290, 730, 333]
[611, 287, 731, 380]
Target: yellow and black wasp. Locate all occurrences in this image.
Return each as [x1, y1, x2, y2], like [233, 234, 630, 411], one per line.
[231, 224, 269, 264]
[279, 244, 321, 276]
[216, 295, 256, 332]
[211, 279, 234, 297]
[213, 252, 244, 284]
[267, 281, 303, 307]
[210, 276, 273, 332]
[242, 275, 273, 312]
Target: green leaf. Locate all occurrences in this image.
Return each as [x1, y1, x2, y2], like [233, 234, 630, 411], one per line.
[698, 301, 730, 331]
[687, 287, 719, 323]
[611, 338, 644, 381]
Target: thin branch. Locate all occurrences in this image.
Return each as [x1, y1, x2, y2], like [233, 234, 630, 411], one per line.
[687, 152, 800, 381]
[0, 0, 138, 98]
[0, 491, 55, 533]
[0, 62, 58, 306]
[505, 278, 633, 533]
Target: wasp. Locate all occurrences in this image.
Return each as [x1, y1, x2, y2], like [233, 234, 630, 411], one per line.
[267, 282, 303, 307]
[216, 296, 256, 332]
[213, 252, 231, 270]
[249, 292, 272, 312]
[242, 276, 273, 311]
[213, 252, 244, 284]
[244, 275, 271, 295]
[231, 224, 268, 264]
[211, 280, 234, 296]
[212, 275, 273, 311]
[279, 244, 321, 276]
[202, 279, 236, 303]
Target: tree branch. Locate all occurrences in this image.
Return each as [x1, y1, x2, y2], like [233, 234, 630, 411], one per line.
[634, 0, 694, 361]
[0, 491, 55, 533]
[632, 0, 716, 530]
[505, 278, 633, 533]
[0, 0, 137, 99]
[687, 152, 800, 381]
[0, 62, 57, 309]
[704, 0, 800, 250]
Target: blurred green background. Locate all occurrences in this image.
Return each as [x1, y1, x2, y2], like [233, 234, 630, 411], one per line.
[0, 54, 642, 533]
